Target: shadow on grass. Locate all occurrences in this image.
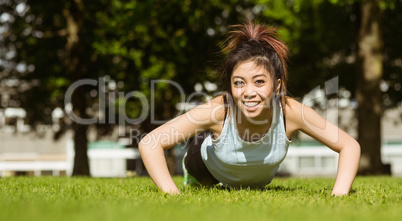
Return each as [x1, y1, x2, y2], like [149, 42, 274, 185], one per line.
[182, 183, 299, 193]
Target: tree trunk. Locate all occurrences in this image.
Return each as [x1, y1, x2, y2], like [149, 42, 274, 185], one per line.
[64, 0, 91, 176]
[72, 98, 90, 176]
[356, 0, 390, 175]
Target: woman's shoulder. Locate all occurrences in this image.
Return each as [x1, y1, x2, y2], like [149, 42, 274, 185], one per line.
[284, 97, 317, 119]
[186, 94, 227, 127]
[207, 94, 227, 123]
[283, 97, 304, 133]
[284, 97, 324, 134]
[197, 94, 226, 109]
[284, 97, 302, 113]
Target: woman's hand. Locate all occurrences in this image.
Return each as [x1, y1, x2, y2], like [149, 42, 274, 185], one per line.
[139, 96, 226, 194]
[139, 141, 180, 194]
[285, 99, 361, 196]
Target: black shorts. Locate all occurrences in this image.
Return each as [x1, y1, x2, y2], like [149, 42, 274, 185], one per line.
[184, 131, 219, 185]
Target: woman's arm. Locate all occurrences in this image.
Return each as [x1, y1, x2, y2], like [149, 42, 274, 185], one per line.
[138, 96, 225, 194]
[285, 99, 361, 196]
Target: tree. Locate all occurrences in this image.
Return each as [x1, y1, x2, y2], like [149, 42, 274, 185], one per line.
[91, 0, 263, 174]
[356, 0, 390, 174]
[0, 0, 116, 176]
[0, 0, 258, 175]
[63, 0, 90, 175]
[2, 0, 400, 176]
[255, 0, 400, 174]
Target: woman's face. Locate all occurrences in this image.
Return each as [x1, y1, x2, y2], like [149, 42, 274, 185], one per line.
[231, 60, 280, 123]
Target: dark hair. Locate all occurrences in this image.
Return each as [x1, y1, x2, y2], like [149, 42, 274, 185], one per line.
[218, 22, 289, 111]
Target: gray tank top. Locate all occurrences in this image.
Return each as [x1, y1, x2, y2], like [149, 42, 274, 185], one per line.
[200, 99, 291, 187]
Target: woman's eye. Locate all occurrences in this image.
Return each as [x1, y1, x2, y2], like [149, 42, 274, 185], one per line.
[255, 80, 265, 85]
[234, 81, 244, 87]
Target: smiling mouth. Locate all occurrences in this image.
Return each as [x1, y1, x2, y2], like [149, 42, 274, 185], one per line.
[243, 101, 260, 107]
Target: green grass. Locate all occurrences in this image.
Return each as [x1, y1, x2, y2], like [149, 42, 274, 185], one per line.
[0, 176, 401, 221]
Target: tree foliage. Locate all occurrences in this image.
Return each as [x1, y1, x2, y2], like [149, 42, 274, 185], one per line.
[0, 0, 259, 175]
[1, 0, 401, 175]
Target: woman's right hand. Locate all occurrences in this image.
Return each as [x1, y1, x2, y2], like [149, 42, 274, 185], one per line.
[139, 141, 180, 194]
[138, 95, 226, 194]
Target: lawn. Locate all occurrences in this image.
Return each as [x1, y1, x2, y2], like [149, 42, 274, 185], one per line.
[0, 176, 400, 221]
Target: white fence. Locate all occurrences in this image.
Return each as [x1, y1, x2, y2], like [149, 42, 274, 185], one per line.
[278, 147, 339, 176]
[0, 153, 69, 177]
[1, 144, 402, 177]
[278, 145, 402, 177]
[88, 148, 140, 177]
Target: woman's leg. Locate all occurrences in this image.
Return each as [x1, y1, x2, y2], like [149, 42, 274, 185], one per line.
[184, 131, 219, 186]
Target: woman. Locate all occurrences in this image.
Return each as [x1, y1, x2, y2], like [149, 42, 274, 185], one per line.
[139, 22, 360, 196]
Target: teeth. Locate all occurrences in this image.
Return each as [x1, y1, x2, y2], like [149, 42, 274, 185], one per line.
[243, 102, 259, 107]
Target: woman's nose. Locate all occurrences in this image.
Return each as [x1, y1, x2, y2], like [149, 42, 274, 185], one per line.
[243, 85, 257, 98]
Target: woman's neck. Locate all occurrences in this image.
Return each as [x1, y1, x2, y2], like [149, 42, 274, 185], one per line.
[235, 108, 273, 142]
